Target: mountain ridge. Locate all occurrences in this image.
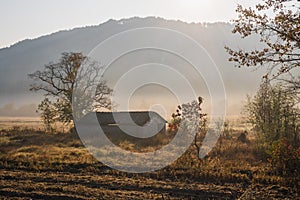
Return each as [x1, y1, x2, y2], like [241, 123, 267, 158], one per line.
[0, 16, 264, 116]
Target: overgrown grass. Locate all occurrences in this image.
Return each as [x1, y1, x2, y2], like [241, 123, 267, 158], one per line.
[0, 125, 299, 190]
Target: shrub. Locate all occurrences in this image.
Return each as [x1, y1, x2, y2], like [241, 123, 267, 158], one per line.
[266, 138, 300, 176]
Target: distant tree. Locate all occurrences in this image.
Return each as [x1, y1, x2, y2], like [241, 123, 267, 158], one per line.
[225, 0, 300, 92]
[29, 52, 113, 130]
[37, 98, 56, 133]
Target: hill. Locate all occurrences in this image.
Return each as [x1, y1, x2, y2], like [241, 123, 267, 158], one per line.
[0, 17, 265, 116]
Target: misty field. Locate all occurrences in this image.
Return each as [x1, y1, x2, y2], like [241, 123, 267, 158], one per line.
[0, 118, 299, 199]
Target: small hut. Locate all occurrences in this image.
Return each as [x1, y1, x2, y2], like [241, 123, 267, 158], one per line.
[78, 111, 166, 137]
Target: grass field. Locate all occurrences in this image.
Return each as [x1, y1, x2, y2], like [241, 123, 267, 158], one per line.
[0, 117, 299, 199]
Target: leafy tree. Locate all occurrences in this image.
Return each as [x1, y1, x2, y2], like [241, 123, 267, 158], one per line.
[244, 80, 300, 175]
[225, 0, 300, 90]
[245, 80, 299, 147]
[29, 52, 113, 129]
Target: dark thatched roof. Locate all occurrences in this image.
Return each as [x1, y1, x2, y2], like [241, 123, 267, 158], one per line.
[80, 111, 166, 126]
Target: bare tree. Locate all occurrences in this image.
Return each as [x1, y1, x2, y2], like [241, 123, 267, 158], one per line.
[29, 52, 113, 130]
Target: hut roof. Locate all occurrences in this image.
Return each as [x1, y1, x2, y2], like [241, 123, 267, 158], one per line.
[79, 111, 166, 126]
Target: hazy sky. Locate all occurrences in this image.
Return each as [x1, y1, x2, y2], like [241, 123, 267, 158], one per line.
[0, 0, 261, 48]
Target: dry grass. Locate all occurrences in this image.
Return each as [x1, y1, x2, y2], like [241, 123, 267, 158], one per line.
[0, 118, 299, 199]
[0, 117, 43, 130]
[0, 116, 69, 132]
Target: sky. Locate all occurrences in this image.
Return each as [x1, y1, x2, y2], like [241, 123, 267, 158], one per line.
[0, 0, 261, 49]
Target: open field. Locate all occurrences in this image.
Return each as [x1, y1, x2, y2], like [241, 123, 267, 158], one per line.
[0, 118, 299, 199]
[0, 117, 43, 130]
[0, 117, 68, 133]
